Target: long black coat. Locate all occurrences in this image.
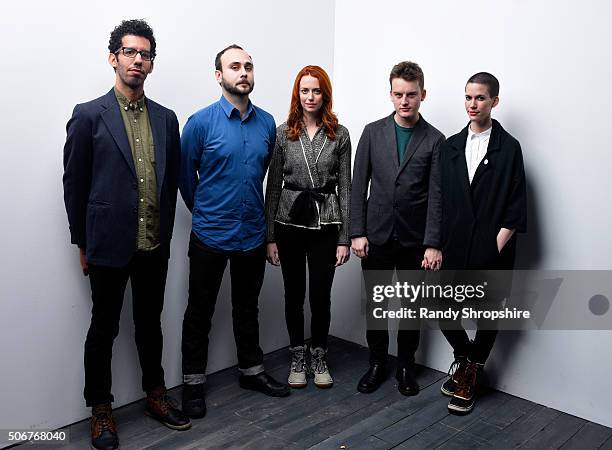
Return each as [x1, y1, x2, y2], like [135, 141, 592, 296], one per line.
[440, 119, 526, 270]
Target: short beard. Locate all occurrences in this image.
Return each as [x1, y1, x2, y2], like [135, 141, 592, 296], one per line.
[221, 78, 254, 97]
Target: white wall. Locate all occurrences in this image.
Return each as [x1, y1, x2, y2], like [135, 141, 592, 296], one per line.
[330, 0, 612, 428]
[0, 0, 335, 443]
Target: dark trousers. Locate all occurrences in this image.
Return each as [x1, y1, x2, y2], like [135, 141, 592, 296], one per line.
[362, 239, 423, 369]
[275, 224, 338, 349]
[84, 248, 167, 407]
[441, 328, 498, 364]
[182, 234, 265, 377]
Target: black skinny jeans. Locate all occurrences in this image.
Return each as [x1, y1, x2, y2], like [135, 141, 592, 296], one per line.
[84, 248, 167, 407]
[275, 224, 339, 349]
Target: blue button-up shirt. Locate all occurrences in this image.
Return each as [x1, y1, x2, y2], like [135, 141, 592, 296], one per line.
[180, 96, 276, 251]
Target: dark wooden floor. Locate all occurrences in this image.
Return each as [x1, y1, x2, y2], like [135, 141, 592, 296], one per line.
[21, 337, 612, 449]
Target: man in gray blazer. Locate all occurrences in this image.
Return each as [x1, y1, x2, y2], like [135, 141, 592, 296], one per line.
[350, 61, 444, 396]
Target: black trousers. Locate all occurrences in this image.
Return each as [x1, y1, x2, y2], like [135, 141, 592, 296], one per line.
[362, 239, 423, 369]
[441, 328, 498, 364]
[275, 224, 338, 349]
[84, 248, 167, 407]
[181, 234, 265, 377]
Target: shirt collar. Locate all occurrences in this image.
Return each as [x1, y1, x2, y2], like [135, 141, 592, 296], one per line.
[219, 95, 254, 119]
[468, 124, 492, 140]
[114, 87, 146, 112]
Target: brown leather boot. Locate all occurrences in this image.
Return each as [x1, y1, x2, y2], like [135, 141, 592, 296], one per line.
[441, 356, 468, 397]
[448, 360, 481, 414]
[145, 386, 192, 430]
[91, 404, 118, 450]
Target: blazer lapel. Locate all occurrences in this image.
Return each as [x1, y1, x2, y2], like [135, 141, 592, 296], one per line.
[147, 100, 167, 194]
[100, 90, 136, 178]
[397, 116, 426, 176]
[382, 114, 400, 172]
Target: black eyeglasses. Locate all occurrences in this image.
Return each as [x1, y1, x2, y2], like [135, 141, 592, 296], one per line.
[115, 47, 154, 61]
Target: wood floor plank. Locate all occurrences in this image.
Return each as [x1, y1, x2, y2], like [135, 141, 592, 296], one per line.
[559, 421, 612, 449]
[519, 413, 586, 449]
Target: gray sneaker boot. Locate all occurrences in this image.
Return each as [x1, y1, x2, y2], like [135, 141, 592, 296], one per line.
[310, 347, 333, 388]
[288, 345, 308, 388]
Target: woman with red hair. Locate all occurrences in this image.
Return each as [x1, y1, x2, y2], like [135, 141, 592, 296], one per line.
[264, 65, 352, 388]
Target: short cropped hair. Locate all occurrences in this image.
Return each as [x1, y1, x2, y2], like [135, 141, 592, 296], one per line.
[466, 72, 499, 97]
[108, 19, 156, 58]
[215, 44, 244, 70]
[389, 61, 425, 90]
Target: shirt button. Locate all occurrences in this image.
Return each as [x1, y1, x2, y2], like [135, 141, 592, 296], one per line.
[140, 178, 144, 183]
[138, 158, 142, 162]
[244, 160, 248, 164]
[140, 218, 144, 222]
[140, 198, 144, 202]
[133, 119, 137, 123]
[136, 138, 140, 143]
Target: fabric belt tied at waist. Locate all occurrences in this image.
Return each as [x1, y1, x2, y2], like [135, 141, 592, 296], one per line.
[284, 182, 336, 226]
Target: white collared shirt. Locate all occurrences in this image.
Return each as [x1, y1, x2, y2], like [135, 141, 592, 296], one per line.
[465, 125, 492, 184]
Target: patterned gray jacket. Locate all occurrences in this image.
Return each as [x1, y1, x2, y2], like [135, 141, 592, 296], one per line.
[264, 122, 352, 245]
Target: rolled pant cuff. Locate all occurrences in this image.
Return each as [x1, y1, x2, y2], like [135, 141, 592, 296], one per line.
[183, 373, 206, 385]
[239, 364, 265, 376]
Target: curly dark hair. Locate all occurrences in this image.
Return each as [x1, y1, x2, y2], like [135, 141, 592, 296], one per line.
[108, 19, 156, 58]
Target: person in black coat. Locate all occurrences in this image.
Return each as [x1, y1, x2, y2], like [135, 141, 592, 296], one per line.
[439, 72, 527, 415]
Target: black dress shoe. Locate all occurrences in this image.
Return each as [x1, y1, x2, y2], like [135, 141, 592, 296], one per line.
[396, 367, 419, 396]
[145, 387, 192, 431]
[357, 363, 387, 393]
[239, 372, 291, 397]
[182, 383, 206, 419]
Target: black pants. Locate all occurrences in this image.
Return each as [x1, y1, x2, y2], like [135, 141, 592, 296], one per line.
[362, 239, 424, 369]
[275, 224, 338, 349]
[182, 234, 265, 377]
[441, 328, 498, 364]
[84, 248, 167, 407]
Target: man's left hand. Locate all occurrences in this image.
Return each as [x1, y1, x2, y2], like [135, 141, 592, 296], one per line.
[422, 248, 442, 270]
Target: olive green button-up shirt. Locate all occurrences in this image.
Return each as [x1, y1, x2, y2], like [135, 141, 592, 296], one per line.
[114, 88, 160, 250]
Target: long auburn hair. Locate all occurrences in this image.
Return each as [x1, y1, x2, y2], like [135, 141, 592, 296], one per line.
[287, 65, 338, 141]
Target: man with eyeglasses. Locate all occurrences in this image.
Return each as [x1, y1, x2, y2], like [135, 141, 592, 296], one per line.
[63, 19, 190, 450]
[179, 44, 290, 420]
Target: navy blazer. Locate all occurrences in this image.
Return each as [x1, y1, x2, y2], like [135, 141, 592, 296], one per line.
[350, 113, 445, 248]
[440, 119, 527, 270]
[63, 89, 181, 267]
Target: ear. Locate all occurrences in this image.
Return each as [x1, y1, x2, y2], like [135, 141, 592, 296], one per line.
[492, 96, 499, 108]
[147, 60, 154, 75]
[421, 88, 427, 101]
[108, 52, 117, 69]
[215, 69, 222, 84]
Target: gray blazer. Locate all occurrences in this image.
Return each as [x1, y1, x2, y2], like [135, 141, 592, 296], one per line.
[265, 123, 352, 244]
[350, 113, 444, 249]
